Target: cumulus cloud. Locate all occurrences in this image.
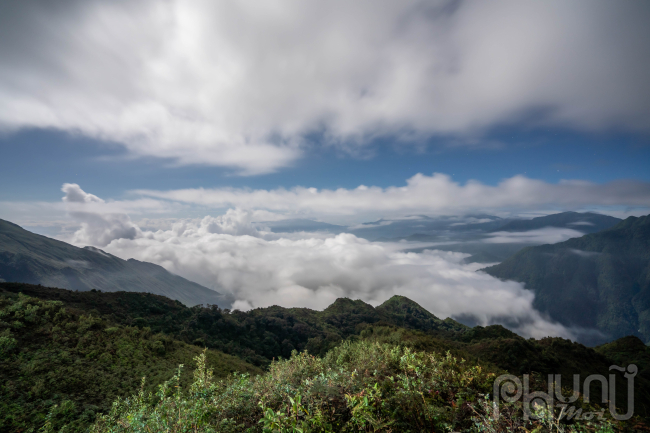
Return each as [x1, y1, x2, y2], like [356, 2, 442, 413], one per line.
[1, 1, 649, 173]
[62, 183, 104, 203]
[68, 211, 140, 247]
[136, 173, 650, 219]
[61, 184, 141, 246]
[171, 209, 260, 237]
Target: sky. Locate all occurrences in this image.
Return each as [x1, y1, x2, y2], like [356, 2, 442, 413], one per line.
[1, 0, 649, 338]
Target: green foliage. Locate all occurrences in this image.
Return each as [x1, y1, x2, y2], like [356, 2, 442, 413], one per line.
[91, 342, 621, 433]
[0, 329, 17, 355]
[0, 283, 466, 367]
[2, 283, 649, 431]
[359, 325, 650, 419]
[0, 293, 261, 433]
[595, 335, 650, 375]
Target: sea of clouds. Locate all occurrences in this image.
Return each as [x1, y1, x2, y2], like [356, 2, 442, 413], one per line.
[58, 183, 582, 341]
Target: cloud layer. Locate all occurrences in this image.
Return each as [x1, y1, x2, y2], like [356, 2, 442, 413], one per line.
[106, 222, 570, 340]
[55, 184, 581, 340]
[61, 183, 158, 246]
[137, 173, 650, 219]
[1, 0, 649, 173]
[484, 227, 585, 244]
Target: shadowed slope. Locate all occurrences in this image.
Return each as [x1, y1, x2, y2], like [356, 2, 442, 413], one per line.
[0, 219, 227, 307]
[483, 215, 650, 344]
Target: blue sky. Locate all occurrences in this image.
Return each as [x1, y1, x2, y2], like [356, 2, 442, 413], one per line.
[1, 0, 649, 226]
[1, 126, 648, 204]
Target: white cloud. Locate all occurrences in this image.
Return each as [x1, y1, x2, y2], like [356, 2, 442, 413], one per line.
[105, 228, 572, 339]
[484, 227, 585, 244]
[1, 1, 648, 173]
[172, 209, 260, 237]
[61, 184, 142, 246]
[68, 211, 140, 247]
[569, 249, 601, 258]
[136, 173, 650, 219]
[62, 183, 104, 203]
[47, 182, 595, 339]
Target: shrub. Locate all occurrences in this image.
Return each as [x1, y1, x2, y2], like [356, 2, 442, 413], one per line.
[91, 341, 619, 433]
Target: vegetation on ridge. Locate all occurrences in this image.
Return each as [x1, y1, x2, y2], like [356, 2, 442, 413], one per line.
[0, 291, 260, 433]
[90, 341, 623, 432]
[2, 282, 650, 431]
[0, 283, 466, 367]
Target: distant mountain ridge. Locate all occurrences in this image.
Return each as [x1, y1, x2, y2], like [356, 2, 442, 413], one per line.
[0, 219, 227, 307]
[490, 211, 621, 233]
[483, 215, 650, 344]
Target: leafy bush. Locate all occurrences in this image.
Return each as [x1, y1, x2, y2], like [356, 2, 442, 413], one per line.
[91, 342, 619, 433]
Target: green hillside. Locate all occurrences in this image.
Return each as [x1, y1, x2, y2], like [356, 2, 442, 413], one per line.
[0, 289, 261, 433]
[483, 215, 650, 344]
[3, 282, 650, 431]
[0, 283, 467, 367]
[0, 219, 227, 307]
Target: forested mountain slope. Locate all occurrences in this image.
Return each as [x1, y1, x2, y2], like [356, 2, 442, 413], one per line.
[483, 215, 650, 344]
[0, 283, 466, 366]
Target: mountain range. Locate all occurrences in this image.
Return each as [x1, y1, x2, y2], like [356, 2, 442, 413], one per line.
[483, 215, 650, 344]
[490, 211, 621, 233]
[396, 211, 622, 263]
[0, 219, 227, 307]
[258, 212, 622, 242]
[1, 211, 649, 431]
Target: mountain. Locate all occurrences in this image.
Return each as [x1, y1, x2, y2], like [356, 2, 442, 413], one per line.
[0, 219, 227, 307]
[3, 282, 648, 431]
[483, 215, 650, 344]
[491, 211, 621, 233]
[353, 213, 618, 265]
[0, 282, 466, 366]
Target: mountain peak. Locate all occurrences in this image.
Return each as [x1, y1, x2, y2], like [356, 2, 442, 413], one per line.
[377, 295, 467, 332]
[323, 297, 376, 315]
